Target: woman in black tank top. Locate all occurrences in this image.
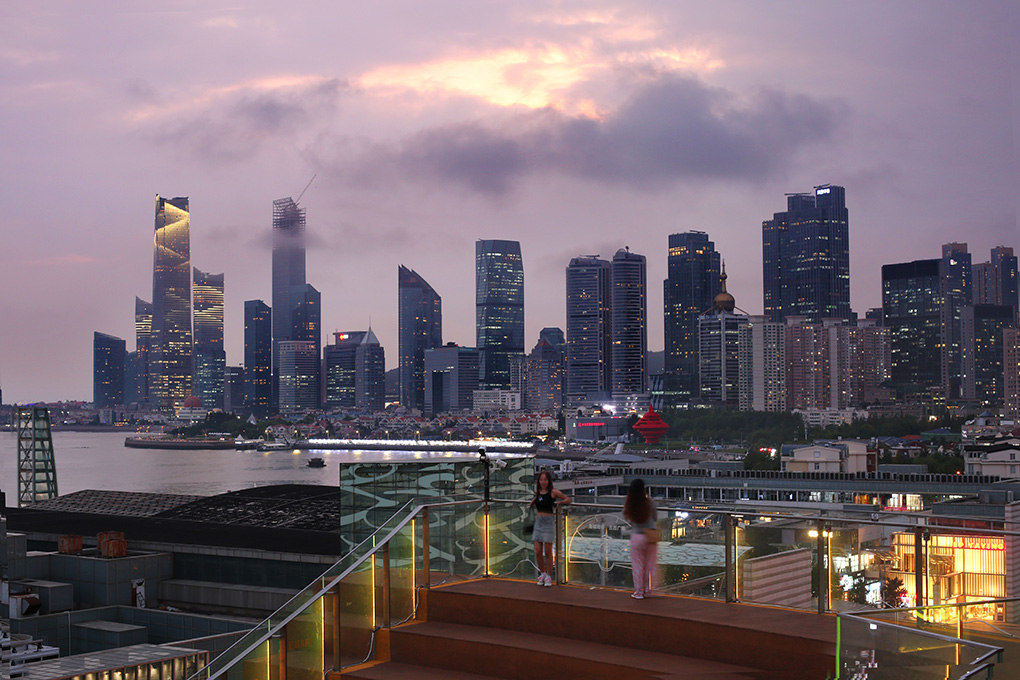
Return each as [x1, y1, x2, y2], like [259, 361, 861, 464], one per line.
[531, 469, 571, 586]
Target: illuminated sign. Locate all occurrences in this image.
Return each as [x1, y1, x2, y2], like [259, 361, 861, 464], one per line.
[816, 187, 830, 195]
[942, 536, 1004, 551]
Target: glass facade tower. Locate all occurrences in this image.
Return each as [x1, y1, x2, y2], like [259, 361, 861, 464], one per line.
[664, 231, 721, 401]
[134, 297, 152, 405]
[149, 195, 192, 411]
[476, 239, 524, 390]
[93, 332, 126, 409]
[244, 299, 272, 417]
[193, 268, 225, 410]
[611, 248, 647, 394]
[882, 259, 942, 395]
[398, 266, 442, 410]
[565, 256, 612, 404]
[762, 185, 850, 323]
[271, 197, 306, 410]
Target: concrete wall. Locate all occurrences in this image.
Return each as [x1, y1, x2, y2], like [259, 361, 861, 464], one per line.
[160, 579, 299, 618]
[740, 548, 813, 610]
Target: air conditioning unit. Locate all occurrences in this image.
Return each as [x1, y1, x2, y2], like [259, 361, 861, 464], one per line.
[9, 594, 41, 619]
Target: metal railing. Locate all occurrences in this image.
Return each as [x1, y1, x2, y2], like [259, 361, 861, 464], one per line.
[192, 497, 1019, 679]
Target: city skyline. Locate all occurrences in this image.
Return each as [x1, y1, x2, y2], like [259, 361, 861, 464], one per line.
[2, 2, 1018, 402]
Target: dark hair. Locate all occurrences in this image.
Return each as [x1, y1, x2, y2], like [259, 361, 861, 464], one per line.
[623, 478, 651, 524]
[534, 469, 554, 494]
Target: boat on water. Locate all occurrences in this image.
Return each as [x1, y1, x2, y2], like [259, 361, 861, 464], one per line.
[234, 437, 262, 450]
[124, 436, 234, 450]
[256, 441, 291, 451]
[307, 457, 326, 468]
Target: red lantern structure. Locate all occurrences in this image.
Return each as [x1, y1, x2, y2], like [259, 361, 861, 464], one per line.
[633, 406, 668, 444]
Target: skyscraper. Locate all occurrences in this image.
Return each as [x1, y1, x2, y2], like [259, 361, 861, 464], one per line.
[565, 256, 612, 404]
[424, 344, 480, 416]
[762, 185, 850, 324]
[939, 243, 972, 400]
[278, 340, 319, 413]
[611, 248, 647, 395]
[882, 259, 942, 396]
[323, 331, 367, 409]
[1005, 328, 1020, 419]
[476, 239, 524, 390]
[538, 327, 566, 360]
[523, 337, 563, 410]
[193, 268, 225, 410]
[224, 366, 244, 415]
[738, 316, 786, 412]
[243, 299, 272, 418]
[697, 270, 746, 406]
[271, 196, 306, 409]
[398, 266, 442, 411]
[134, 297, 152, 405]
[355, 328, 386, 411]
[93, 332, 126, 409]
[149, 195, 192, 411]
[974, 246, 1018, 313]
[961, 304, 1015, 405]
[664, 231, 721, 401]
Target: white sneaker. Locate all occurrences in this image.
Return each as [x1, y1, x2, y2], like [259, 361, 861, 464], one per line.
[543, 574, 553, 586]
[537, 573, 546, 586]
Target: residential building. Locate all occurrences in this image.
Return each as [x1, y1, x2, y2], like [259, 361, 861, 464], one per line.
[476, 239, 524, 390]
[974, 246, 1018, 312]
[192, 268, 225, 410]
[243, 300, 272, 417]
[93, 332, 126, 409]
[565, 256, 612, 404]
[1004, 328, 1020, 418]
[149, 195, 192, 411]
[398, 265, 442, 411]
[762, 185, 850, 324]
[961, 304, 1016, 405]
[611, 247, 647, 394]
[664, 231, 721, 402]
[698, 269, 746, 406]
[472, 389, 521, 412]
[738, 315, 786, 412]
[424, 344, 480, 416]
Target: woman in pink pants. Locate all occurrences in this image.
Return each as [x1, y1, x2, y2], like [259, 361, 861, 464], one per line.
[623, 478, 658, 599]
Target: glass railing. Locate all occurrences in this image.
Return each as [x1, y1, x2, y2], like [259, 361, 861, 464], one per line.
[194, 495, 1019, 680]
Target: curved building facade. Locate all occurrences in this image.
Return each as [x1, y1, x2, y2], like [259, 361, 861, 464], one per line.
[150, 195, 192, 411]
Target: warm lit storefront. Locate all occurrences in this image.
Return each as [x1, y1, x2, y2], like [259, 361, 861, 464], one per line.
[888, 532, 1006, 611]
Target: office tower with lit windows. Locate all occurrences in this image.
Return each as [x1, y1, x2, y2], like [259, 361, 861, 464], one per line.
[476, 239, 524, 391]
[1005, 328, 1020, 419]
[962, 304, 1016, 405]
[565, 256, 612, 404]
[940, 243, 972, 400]
[664, 231, 721, 402]
[289, 283, 321, 406]
[523, 337, 563, 410]
[882, 259, 942, 396]
[355, 329, 385, 411]
[134, 297, 152, 405]
[398, 266, 442, 411]
[149, 195, 193, 411]
[193, 268, 225, 410]
[94, 332, 126, 409]
[424, 344, 480, 416]
[323, 331, 367, 409]
[762, 185, 850, 324]
[974, 247, 1018, 313]
[271, 196, 307, 409]
[244, 299, 272, 417]
[611, 248, 647, 395]
[224, 366, 244, 415]
[278, 340, 320, 413]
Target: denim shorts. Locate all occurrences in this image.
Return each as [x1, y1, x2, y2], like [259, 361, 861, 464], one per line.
[533, 514, 555, 543]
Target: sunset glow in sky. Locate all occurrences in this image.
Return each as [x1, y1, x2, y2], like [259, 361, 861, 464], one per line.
[1, 1, 1017, 402]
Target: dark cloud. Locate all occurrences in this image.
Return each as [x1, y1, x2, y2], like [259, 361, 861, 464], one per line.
[147, 77, 348, 162]
[343, 75, 842, 194]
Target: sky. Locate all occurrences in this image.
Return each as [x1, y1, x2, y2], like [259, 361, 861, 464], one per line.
[1, 1, 1018, 403]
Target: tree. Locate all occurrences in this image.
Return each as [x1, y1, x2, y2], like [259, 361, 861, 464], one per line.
[882, 577, 906, 608]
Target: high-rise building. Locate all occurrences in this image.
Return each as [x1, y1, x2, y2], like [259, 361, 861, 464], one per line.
[611, 248, 647, 395]
[323, 331, 367, 409]
[134, 297, 152, 405]
[565, 256, 612, 404]
[698, 271, 746, 406]
[762, 185, 850, 324]
[224, 366, 244, 415]
[271, 196, 307, 409]
[424, 344, 480, 416]
[974, 247, 1018, 313]
[278, 340, 319, 413]
[738, 316, 786, 412]
[93, 332, 126, 409]
[398, 266, 442, 411]
[882, 259, 942, 396]
[193, 268, 225, 410]
[476, 239, 524, 390]
[243, 299, 272, 418]
[783, 317, 833, 410]
[940, 243, 972, 400]
[355, 328, 386, 411]
[664, 232, 721, 402]
[840, 319, 892, 406]
[523, 337, 563, 410]
[149, 195, 192, 411]
[961, 304, 1015, 405]
[538, 327, 566, 360]
[1005, 328, 1020, 419]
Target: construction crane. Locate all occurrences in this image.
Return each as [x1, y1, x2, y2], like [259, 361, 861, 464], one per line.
[295, 174, 317, 203]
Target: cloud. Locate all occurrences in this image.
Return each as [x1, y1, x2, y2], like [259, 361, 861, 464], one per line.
[17, 254, 96, 267]
[340, 74, 841, 194]
[137, 76, 348, 162]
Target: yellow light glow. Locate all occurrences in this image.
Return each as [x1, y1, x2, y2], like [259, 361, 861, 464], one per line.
[483, 512, 491, 576]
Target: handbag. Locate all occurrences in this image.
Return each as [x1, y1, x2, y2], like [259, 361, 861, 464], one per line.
[643, 527, 661, 544]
